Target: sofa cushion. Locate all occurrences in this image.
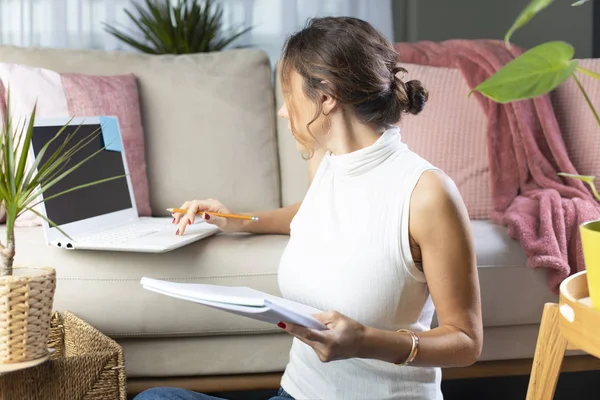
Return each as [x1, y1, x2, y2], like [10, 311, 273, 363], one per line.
[468, 220, 557, 327]
[551, 58, 600, 181]
[119, 325, 560, 378]
[397, 63, 491, 220]
[3, 220, 554, 339]
[120, 334, 293, 378]
[0, 45, 281, 214]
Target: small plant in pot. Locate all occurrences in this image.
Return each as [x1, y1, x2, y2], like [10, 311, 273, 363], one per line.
[0, 93, 123, 365]
[471, 0, 600, 309]
[103, 0, 252, 54]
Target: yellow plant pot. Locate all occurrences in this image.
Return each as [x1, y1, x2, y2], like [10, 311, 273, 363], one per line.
[581, 220, 600, 311]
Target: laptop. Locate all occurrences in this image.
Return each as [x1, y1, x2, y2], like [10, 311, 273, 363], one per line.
[29, 116, 220, 253]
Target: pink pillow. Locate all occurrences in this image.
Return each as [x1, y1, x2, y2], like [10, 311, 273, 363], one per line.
[397, 63, 491, 219]
[0, 63, 151, 225]
[551, 59, 600, 181]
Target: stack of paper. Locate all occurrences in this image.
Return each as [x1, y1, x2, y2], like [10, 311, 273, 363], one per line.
[140, 277, 328, 330]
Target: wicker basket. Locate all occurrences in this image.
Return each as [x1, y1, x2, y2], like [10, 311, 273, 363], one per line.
[0, 311, 127, 399]
[0, 266, 56, 364]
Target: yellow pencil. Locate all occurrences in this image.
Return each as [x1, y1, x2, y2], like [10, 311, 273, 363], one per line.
[166, 208, 259, 221]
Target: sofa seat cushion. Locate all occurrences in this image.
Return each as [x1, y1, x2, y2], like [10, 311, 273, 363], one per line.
[2, 220, 555, 339]
[121, 325, 578, 378]
[469, 220, 558, 327]
[120, 334, 293, 378]
[5, 226, 289, 337]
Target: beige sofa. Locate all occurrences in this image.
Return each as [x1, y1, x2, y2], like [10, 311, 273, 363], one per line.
[0, 45, 594, 394]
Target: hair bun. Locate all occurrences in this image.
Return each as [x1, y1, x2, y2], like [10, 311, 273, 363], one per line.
[404, 80, 429, 115]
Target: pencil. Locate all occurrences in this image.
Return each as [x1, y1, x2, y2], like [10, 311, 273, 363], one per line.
[166, 208, 259, 221]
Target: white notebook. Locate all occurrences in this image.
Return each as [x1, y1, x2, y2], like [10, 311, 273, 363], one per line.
[140, 277, 328, 330]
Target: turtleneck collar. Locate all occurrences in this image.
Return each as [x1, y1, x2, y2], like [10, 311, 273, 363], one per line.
[325, 126, 403, 177]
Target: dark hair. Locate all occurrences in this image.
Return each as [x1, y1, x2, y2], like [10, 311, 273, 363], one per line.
[280, 16, 428, 148]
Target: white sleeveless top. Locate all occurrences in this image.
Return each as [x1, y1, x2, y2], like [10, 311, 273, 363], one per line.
[277, 127, 443, 400]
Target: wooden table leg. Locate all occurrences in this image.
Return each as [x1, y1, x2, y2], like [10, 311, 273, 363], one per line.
[526, 303, 568, 400]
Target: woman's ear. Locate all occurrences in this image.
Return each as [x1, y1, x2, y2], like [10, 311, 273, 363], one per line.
[321, 80, 337, 115]
[322, 93, 337, 115]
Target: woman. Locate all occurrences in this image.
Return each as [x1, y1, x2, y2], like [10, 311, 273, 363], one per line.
[136, 16, 482, 400]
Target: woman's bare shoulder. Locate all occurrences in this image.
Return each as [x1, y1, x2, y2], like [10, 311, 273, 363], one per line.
[409, 169, 469, 239]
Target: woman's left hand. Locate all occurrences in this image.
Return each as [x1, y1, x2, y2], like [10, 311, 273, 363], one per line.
[279, 311, 367, 363]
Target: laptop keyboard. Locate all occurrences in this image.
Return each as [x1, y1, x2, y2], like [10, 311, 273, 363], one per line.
[79, 223, 164, 244]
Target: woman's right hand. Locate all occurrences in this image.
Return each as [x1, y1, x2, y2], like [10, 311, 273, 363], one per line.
[173, 199, 244, 236]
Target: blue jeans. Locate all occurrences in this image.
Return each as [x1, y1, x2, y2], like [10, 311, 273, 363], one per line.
[133, 387, 295, 400]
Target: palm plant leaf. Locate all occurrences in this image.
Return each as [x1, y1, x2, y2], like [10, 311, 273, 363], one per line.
[20, 120, 86, 198]
[15, 103, 38, 189]
[173, 1, 189, 53]
[199, 1, 221, 52]
[22, 206, 71, 240]
[28, 175, 126, 211]
[33, 126, 99, 184]
[104, 0, 251, 54]
[13, 118, 27, 174]
[23, 131, 123, 207]
[182, 1, 199, 52]
[136, 0, 171, 50]
[146, 0, 175, 52]
[124, 5, 165, 50]
[3, 93, 17, 197]
[102, 1, 169, 54]
[211, 26, 252, 51]
[187, 1, 204, 51]
[103, 22, 159, 54]
[22, 121, 74, 182]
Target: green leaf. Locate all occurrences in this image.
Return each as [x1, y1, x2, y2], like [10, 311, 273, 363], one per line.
[25, 120, 87, 189]
[20, 118, 76, 193]
[102, 25, 160, 54]
[470, 41, 577, 103]
[572, 73, 600, 127]
[15, 103, 37, 191]
[558, 173, 600, 202]
[24, 134, 112, 205]
[572, 0, 590, 6]
[505, 0, 554, 47]
[3, 91, 17, 198]
[211, 27, 252, 51]
[23, 206, 72, 240]
[576, 66, 600, 80]
[102, 0, 250, 54]
[28, 175, 127, 209]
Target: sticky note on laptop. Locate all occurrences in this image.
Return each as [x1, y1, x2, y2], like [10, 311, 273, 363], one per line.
[99, 116, 123, 152]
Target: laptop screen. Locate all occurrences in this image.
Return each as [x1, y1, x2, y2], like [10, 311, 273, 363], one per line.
[31, 122, 133, 226]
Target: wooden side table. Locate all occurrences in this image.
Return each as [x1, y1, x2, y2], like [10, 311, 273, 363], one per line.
[526, 270, 600, 400]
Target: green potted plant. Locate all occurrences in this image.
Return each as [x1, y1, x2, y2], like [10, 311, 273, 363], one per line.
[103, 0, 251, 54]
[0, 93, 123, 366]
[470, 0, 600, 309]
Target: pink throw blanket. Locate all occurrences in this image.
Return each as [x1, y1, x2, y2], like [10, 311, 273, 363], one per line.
[395, 39, 600, 293]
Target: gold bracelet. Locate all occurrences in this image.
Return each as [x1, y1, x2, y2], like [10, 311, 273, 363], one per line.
[395, 329, 420, 366]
